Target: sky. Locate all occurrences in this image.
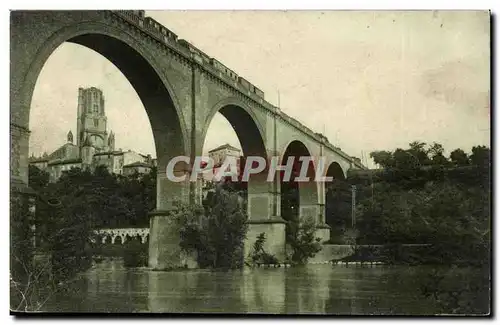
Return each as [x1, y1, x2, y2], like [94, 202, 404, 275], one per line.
[29, 11, 490, 168]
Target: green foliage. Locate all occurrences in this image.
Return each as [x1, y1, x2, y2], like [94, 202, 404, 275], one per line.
[470, 145, 491, 168]
[428, 142, 449, 166]
[179, 187, 249, 269]
[370, 150, 394, 168]
[287, 217, 322, 265]
[353, 142, 490, 267]
[247, 233, 279, 265]
[28, 165, 50, 191]
[449, 149, 470, 166]
[47, 199, 93, 280]
[22, 165, 157, 282]
[341, 142, 491, 315]
[370, 142, 490, 171]
[325, 181, 351, 243]
[32, 165, 156, 229]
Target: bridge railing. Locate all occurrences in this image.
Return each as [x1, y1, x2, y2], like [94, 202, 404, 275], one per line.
[94, 228, 149, 244]
[110, 10, 367, 170]
[115, 10, 145, 27]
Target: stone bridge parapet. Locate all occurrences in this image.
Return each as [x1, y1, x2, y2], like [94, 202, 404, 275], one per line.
[95, 228, 149, 244]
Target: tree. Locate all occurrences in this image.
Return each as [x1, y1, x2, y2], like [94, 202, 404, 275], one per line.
[49, 199, 93, 280]
[325, 180, 351, 242]
[287, 217, 322, 265]
[428, 142, 449, 166]
[28, 165, 50, 191]
[205, 187, 249, 268]
[408, 141, 431, 166]
[354, 163, 490, 265]
[470, 146, 490, 168]
[180, 187, 249, 269]
[393, 148, 417, 169]
[370, 150, 394, 168]
[449, 149, 470, 166]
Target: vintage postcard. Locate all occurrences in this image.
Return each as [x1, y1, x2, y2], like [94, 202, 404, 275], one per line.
[10, 10, 491, 315]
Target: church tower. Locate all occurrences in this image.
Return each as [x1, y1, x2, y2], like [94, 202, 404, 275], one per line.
[76, 87, 109, 154]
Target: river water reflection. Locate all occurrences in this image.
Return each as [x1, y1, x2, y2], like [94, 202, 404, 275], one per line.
[43, 259, 488, 315]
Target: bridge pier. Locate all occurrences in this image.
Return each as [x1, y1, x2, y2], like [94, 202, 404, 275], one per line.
[246, 218, 287, 262]
[298, 180, 330, 242]
[148, 169, 191, 270]
[245, 175, 286, 261]
[299, 203, 330, 242]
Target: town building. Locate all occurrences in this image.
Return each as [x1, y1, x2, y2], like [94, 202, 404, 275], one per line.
[207, 143, 242, 178]
[29, 87, 154, 182]
[198, 143, 243, 201]
[123, 161, 153, 176]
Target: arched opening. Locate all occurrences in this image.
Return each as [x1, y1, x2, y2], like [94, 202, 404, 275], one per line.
[324, 162, 349, 243]
[201, 101, 268, 220]
[200, 101, 271, 264]
[22, 28, 187, 210]
[201, 112, 243, 204]
[113, 235, 123, 245]
[12, 16, 190, 270]
[280, 140, 319, 243]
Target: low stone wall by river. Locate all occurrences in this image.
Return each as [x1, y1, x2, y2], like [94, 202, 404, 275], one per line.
[310, 245, 354, 263]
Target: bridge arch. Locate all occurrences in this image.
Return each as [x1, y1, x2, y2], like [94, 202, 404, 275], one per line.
[200, 97, 269, 220]
[14, 18, 190, 206]
[29, 21, 191, 208]
[324, 161, 349, 241]
[201, 97, 267, 157]
[12, 13, 193, 270]
[325, 161, 346, 181]
[279, 140, 321, 226]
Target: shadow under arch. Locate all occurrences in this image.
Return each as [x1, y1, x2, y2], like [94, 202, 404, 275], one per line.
[201, 97, 267, 157]
[279, 140, 320, 227]
[324, 161, 350, 241]
[325, 161, 347, 181]
[200, 98, 269, 219]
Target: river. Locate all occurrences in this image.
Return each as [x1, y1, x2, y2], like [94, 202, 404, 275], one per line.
[40, 259, 489, 315]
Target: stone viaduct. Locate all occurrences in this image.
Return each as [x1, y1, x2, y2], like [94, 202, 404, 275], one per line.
[95, 228, 149, 245]
[10, 10, 366, 269]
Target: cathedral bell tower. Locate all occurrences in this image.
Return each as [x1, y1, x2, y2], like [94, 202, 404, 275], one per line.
[76, 87, 109, 154]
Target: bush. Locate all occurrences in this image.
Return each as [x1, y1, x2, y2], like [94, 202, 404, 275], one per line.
[179, 187, 249, 269]
[287, 217, 322, 265]
[247, 233, 279, 266]
[49, 202, 93, 280]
